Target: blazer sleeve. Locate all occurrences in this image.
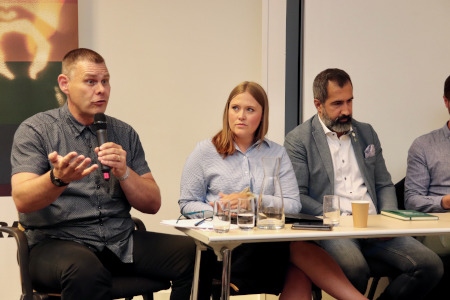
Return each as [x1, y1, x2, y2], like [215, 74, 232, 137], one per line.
[284, 127, 326, 216]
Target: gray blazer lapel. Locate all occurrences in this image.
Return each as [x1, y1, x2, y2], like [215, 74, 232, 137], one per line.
[311, 116, 334, 188]
[350, 127, 376, 201]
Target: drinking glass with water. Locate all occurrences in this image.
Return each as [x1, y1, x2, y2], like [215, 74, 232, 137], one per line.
[323, 195, 340, 226]
[237, 197, 255, 230]
[213, 200, 231, 233]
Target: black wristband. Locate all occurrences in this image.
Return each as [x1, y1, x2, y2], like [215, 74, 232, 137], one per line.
[50, 169, 69, 187]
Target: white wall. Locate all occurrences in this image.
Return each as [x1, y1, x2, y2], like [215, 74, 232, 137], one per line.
[302, 0, 450, 183]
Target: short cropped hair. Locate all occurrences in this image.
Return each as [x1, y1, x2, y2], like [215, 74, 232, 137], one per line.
[313, 68, 352, 103]
[62, 48, 105, 77]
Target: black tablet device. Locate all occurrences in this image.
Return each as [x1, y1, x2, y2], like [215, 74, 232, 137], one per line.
[285, 213, 323, 224]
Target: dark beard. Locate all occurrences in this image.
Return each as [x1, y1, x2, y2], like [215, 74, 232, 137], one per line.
[321, 112, 352, 133]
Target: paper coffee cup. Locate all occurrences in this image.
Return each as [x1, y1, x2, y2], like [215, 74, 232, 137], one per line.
[351, 201, 370, 228]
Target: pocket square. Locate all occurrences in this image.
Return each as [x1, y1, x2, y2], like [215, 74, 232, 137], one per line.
[364, 144, 375, 158]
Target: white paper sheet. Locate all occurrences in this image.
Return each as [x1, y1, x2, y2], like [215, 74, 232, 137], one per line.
[160, 219, 238, 230]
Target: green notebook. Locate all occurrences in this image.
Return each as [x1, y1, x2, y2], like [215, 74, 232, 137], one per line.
[381, 210, 439, 221]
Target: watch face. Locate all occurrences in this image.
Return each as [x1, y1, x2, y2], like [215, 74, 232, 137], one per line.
[54, 178, 67, 187]
[50, 169, 68, 187]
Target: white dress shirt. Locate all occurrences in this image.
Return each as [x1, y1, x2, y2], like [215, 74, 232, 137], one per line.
[318, 116, 377, 215]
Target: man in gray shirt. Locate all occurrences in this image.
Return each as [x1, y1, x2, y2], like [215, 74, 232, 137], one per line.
[405, 74, 450, 299]
[11, 48, 195, 300]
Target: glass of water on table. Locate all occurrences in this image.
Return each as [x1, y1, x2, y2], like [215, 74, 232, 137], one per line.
[323, 195, 340, 226]
[213, 200, 231, 233]
[237, 197, 255, 230]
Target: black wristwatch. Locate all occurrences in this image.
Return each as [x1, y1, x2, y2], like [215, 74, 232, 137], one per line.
[50, 169, 69, 187]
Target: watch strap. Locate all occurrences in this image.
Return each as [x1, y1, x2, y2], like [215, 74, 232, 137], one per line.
[50, 169, 69, 187]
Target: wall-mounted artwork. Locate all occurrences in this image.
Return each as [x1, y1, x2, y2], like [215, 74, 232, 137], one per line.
[0, 0, 78, 196]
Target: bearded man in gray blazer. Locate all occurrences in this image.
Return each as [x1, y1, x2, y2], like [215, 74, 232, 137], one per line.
[284, 68, 443, 300]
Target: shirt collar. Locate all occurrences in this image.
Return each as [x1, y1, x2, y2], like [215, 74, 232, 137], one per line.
[234, 138, 270, 153]
[61, 103, 91, 136]
[258, 138, 270, 147]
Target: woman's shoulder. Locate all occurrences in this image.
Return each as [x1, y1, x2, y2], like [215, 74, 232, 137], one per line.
[258, 138, 288, 156]
[189, 138, 219, 157]
[195, 138, 215, 149]
[262, 138, 284, 149]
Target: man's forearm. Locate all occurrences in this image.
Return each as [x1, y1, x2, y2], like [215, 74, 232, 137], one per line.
[120, 171, 161, 214]
[12, 171, 65, 213]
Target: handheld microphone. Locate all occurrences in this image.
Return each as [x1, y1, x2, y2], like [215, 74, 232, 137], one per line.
[93, 113, 110, 181]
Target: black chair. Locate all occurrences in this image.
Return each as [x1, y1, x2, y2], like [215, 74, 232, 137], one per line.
[365, 258, 400, 299]
[395, 177, 406, 209]
[0, 217, 171, 300]
[366, 177, 406, 298]
[209, 245, 322, 300]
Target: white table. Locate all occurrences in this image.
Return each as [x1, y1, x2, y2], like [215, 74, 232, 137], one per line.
[176, 213, 450, 300]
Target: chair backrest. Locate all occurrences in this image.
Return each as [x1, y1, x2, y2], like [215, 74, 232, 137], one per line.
[395, 177, 406, 210]
[0, 225, 34, 300]
[0, 217, 170, 300]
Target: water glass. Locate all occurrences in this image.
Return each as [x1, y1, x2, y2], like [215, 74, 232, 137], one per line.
[213, 200, 231, 233]
[237, 197, 255, 230]
[323, 195, 340, 226]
